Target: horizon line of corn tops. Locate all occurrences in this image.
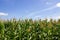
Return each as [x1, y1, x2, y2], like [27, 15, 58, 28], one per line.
[0, 18, 60, 40]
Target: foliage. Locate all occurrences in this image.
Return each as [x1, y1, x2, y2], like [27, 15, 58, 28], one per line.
[0, 18, 60, 40]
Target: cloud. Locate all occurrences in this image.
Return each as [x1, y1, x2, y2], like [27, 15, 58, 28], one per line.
[33, 15, 41, 20]
[26, 5, 56, 18]
[58, 16, 60, 18]
[26, 2, 60, 18]
[55, 16, 60, 19]
[56, 3, 60, 7]
[0, 12, 8, 16]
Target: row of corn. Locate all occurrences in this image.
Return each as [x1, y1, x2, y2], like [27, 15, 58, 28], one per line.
[0, 18, 60, 40]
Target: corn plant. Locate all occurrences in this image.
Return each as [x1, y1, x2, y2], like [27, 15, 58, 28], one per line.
[0, 19, 60, 40]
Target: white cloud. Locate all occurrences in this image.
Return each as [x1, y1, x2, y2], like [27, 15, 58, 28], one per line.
[58, 16, 60, 18]
[26, 2, 60, 19]
[33, 15, 41, 20]
[56, 16, 60, 19]
[26, 5, 56, 17]
[0, 12, 8, 16]
[56, 3, 60, 7]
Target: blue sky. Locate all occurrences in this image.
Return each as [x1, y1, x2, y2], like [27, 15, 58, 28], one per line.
[0, 0, 60, 19]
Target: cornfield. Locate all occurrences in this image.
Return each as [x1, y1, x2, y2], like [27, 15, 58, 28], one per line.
[0, 18, 60, 40]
